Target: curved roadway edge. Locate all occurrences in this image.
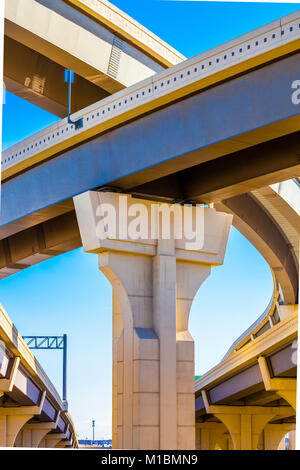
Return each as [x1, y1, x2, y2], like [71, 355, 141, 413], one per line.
[0, 303, 78, 447]
[195, 308, 297, 401]
[64, 0, 186, 67]
[216, 180, 299, 305]
[222, 272, 279, 360]
[215, 179, 299, 362]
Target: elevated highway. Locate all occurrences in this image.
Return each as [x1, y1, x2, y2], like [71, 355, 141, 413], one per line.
[195, 286, 297, 450]
[1, 11, 299, 303]
[216, 179, 300, 304]
[1, 11, 300, 304]
[0, 304, 77, 448]
[1, 4, 299, 449]
[4, 0, 183, 116]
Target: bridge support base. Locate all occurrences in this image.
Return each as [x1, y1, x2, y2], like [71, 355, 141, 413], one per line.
[14, 422, 60, 448]
[74, 191, 232, 449]
[196, 422, 232, 450]
[0, 414, 33, 447]
[261, 423, 295, 450]
[258, 356, 297, 410]
[201, 392, 295, 450]
[39, 433, 66, 448]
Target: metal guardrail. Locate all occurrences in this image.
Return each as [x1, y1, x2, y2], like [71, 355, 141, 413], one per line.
[2, 11, 300, 174]
[222, 271, 280, 360]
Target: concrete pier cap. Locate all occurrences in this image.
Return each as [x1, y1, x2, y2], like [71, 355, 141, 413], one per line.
[74, 191, 232, 450]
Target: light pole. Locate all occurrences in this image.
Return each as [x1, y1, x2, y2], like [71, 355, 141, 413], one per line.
[92, 420, 95, 444]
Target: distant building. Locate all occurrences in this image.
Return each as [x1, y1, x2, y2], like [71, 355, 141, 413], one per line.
[78, 440, 112, 449]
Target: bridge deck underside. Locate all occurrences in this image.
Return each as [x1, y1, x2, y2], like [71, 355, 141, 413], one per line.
[0, 51, 299, 300]
[195, 339, 297, 426]
[2, 52, 300, 225]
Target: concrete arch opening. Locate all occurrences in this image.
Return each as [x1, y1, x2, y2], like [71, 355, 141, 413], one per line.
[257, 426, 295, 450]
[190, 226, 274, 373]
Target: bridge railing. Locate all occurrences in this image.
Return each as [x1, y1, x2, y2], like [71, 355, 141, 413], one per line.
[2, 10, 300, 178]
[222, 270, 280, 360]
[0, 303, 67, 411]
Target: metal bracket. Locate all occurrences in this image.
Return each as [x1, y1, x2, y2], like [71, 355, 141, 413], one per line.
[64, 69, 83, 130]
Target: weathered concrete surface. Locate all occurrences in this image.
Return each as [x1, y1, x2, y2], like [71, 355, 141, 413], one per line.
[74, 191, 232, 449]
[195, 307, 297, 450]
[2, 52, 300, 231]
[4, 0, 181, 114]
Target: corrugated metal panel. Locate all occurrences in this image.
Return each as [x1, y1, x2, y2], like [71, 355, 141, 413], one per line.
[107, 37, 123, 79]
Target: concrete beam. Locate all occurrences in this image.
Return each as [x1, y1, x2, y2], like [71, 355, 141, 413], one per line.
[196, 421, 231, 450]
[0, 391, 46, 447]
[258, 356, 297, 410]
[39, 432, 67, 448]
[216, 193, 298, 304]
[2, 52, 300, 217]
[5, 0, 166, 98]
[252, 181, 300, 264]
[15, 415, 61, 448]
[201, 390, 294, 450]
[263, 423, 295, 450]
[63, 0, 185, 67]
[131, 133, 300, 205]
[0, 199, 75, 240]
[0, 357, 20, 393]
[195, 311, 297, 400]
[0, 211, 81, 279]
[133, 171, 299, 305]
[4, 36, 109, 117]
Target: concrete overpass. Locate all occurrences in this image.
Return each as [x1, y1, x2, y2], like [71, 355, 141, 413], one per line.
[0, 304, 77, 448]
[195, 287, 297, 450]
[1, 9, 300, 301]
[4, 0, 184, 117]
[1, 4, 299, 449]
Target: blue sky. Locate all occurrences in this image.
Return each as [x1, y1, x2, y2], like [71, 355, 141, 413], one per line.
[1, 1, 299, 440]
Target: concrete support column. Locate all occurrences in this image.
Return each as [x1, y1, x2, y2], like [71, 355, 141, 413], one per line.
[153, 238, 177, 449]
[0, 414, 33, 447]
[14, 411, 61, 448]
[30, 428, 52, 447]
[101, 251, 159, 449]
[258, 356, 297, 410]
[176, 261, 211, 449]
[196, 422, 230, 450]
[289, 430, 296, 450]
[112, 292, 123, 449]
[213, 413, 275, 450]
[55, 440, 68, 448]
[40, 433, 66, 448]
[0, 392, 46, 447]
[263, 423, 295, 450]
[74, 191, 232, 450]
[15, 421, 60, 448]
[201, 392, 295, 450]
